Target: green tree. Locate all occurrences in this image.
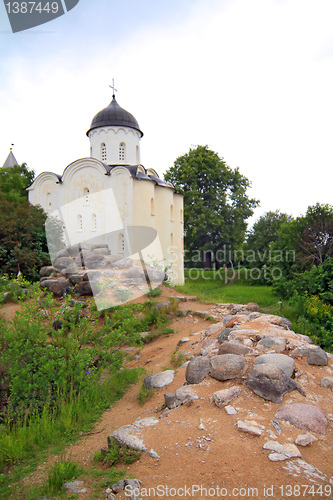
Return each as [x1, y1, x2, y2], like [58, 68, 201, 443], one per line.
[245, 210, 293, 268]
[0, 163, 35, 202]
[272, 203, 333, 276]
[0, 194, 50, 281]
[164, 145, 258, 269]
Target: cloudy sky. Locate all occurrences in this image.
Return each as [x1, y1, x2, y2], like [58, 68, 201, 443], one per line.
[1, 0, 332, 225]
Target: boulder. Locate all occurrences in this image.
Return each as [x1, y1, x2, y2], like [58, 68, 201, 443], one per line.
[40, 266, 57, 277]
[292, 345, 328, 366]
[295, 433, 318, 446]
[246, 302, 260, 312]
[53, 256, 74, 270]
[217, 327, 234, 343]
[257, 337, 286, 352]
[209, 354, 247, 381]
[75, 281, 94, 296]
[124, 267, 145, 280]
[275, 403, 328, 435]
[40, 278, 71, 297]
[144, 370, 175, 389]
[93, 247, 111, 255]
[68, 274, 83, 285]
[246, 364, 305, 403]
[254, 353, 295, 377]
[185, 356, 211, 384]
[321, 376, 333, 389]
[64, 263, 80, 276]
[213, 386, 242, 408]
[83, 270, 103, 282]
[174, 386, 199, 404]
[146, 268, 165, 282]
[218, 340, 252, 356]
[84, 256, 107, 269]
[111, 258, 132, 269]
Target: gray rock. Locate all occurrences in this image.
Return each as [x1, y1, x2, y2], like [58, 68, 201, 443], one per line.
[213, 386, 242, 408]
[275, 403, 328, 435]
[257, 337, 286, 352]
[124, 267, 145, 279]
[185, 356, 211, 384]
[225, 405, 238, 415]
[263, 440, 301, 460]
[297, 334, 313, 344]
[217, 327, 234, 343]
[209, 354, 247, 381]
[237, 420, 262, 436]
[146, 268, 165, 282]
[246, 364, 305, 403]
[204, 322, 225, 338]
[55, 248, 70, 259]
[64, 263, 79, 276]
[164, 392, 177, 408]
[254, 353, 295, 377]
[249, 312, 261, 321]
[75, 281, 94, 296]
[321, 376, 333, 389]
[85, 256, 107, 269]
[83, 270, 103, 281]
[111, 258, 132, 269]
[246, 302, 260, 312]
[40, 278, 71, 297]
[295, 433, 318, 446]
[93, 247, 111, 255]
[63, 481, 87, 494]
[179, 337, 190, 344]
[175, 385, 199, 404]
[111, 479, 142, 494]
[69, 274, 83, 285]
[218, 340, 252, 356]
[104, 269, 115, 278]
[40, 266, 57, 277]
[272, 419, 281, 435]
[53, 257, 74, 270]
[282, 459, 328, 483]
[144, 370, 175, 389]
[292, 345, 328, 366]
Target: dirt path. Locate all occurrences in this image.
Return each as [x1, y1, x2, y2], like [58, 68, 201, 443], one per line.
[5, 288, 333, 499]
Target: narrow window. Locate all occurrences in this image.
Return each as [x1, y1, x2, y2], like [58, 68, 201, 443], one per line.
[170, 233, 174, 248]
[83, 187, 89, 205]
[119, 142, 126, 162]
[119, 233, 125, 253]
[47, 192, 51, 211]
[136, 145, 140, 164]
[150, 197, 155, 215]
[101, 143, 107, 162]
[170, 204, 174, 221]
[180, 209, 183, 223]
[77, 214, 83, 232]
[91, 213, 97, 231]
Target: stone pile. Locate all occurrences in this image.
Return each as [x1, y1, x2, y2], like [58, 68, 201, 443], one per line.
[39, 243, 165, 305]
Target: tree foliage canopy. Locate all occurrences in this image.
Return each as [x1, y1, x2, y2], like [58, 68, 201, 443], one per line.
[0, 163, 35, 202]
[164, 145, 258, 268]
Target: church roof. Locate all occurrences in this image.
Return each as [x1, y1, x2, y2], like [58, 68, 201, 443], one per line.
[2, 150, 18, 169]
[87, 95, 143, 137]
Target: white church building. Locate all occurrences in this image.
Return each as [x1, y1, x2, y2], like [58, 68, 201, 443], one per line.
[28, 91, 184, 285]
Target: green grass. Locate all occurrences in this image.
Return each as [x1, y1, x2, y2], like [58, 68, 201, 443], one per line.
[0, 367, 142, 499]
[174, 268, 279, 307]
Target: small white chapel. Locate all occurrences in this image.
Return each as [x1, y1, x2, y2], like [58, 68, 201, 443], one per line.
[28, 87, 184, 285]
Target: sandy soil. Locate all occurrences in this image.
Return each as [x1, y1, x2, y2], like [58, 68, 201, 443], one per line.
[2, 287, 333, 500]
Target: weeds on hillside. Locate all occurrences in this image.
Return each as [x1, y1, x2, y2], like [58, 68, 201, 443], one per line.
[94, 439, 141, 466]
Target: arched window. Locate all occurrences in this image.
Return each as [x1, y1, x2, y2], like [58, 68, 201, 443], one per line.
[47, 192, 51, 211]
[91, 213, 97, 231]
[119, 233, 125, 253]
[77, 214, 83, 232]
[83, 187, 89, 205]
[119, 142, 126, 162]
[170, 204, 174, 221]
[101, 143, 107, 162]
[150, 197, 155, 215]
[170, 233, 174, 248]
[136, 145, 140, 164]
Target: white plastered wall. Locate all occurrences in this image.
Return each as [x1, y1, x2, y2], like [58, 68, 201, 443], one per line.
[89, 127, 141, 165]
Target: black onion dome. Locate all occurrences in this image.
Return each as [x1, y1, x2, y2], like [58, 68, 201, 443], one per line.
[86, 96, 143, 137]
